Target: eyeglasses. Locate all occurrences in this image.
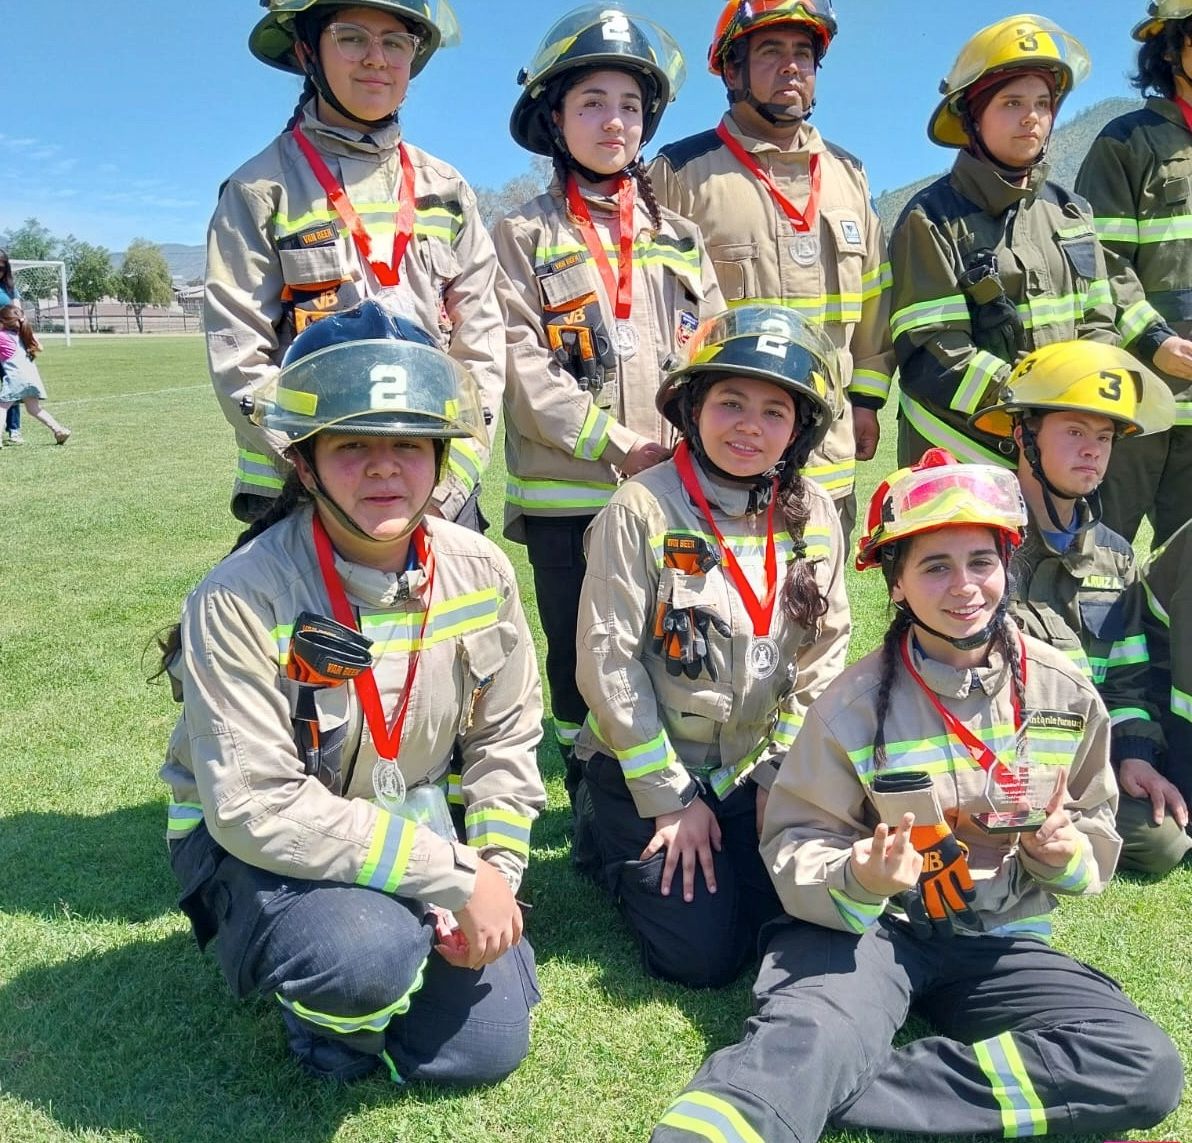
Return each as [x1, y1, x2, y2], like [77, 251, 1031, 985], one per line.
[323, 23, 421, 67]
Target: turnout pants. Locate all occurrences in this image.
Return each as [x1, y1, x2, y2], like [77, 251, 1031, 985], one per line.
[654, 916, 1182, 1141]
[581, 753, 782, 988]
[523, 514, 591, 774]
[170, 826, 539, 1085]
[1099, 425, 1192, 547]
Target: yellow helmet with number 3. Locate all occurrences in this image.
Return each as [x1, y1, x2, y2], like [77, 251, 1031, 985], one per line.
[970, 341, 1175, 439]
[929, 14, 1090, 147]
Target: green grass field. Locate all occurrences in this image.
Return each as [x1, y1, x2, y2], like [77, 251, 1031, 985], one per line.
[1, 336, 1188, 1143]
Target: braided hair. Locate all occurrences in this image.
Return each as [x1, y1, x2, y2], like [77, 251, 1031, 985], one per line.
[677, 377, 830, 632]
[869, 537, 1025, 769]
[775, 402, 829, 633]
[548, 67, 663, 233]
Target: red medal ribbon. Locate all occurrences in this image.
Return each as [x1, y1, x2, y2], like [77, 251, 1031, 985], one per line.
[898, 630, 1027, 793]
[312, 515, 435, 761]
[673, 441, 778, 637]
[1176, 96, 1192, 136]
[715, 122, 821, 233]
[292, 117, 416, 288]
[565, 173, 636, 320]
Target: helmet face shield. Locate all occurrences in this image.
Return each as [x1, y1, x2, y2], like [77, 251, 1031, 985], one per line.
[708, 0, 838, 75]
[1133, 1, 1192, 40]
[250, 0, 460, 76]
[928, 15, 1089, 147]
[511, 5, 685, 155]
[971, 341, 1176, 439]
[857, 451, 1026, 570]
[656, 304, 842, 450]
[253, 339, 487, 446]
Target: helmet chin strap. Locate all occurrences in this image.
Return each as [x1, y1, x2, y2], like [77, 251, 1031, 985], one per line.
[727, 41, 818, 125]
[1018, 419, 1101, 533]
[549, 125, 634, 184]
[964, 107, 1051, 178]
[294, 440, 440, 548]
[298, 39, 398, 131]
[898, 595, 1008, 654]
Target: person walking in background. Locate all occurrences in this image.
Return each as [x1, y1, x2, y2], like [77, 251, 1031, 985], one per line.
[0, 249, 28, 444]
[493, 5, 722, 823]
[649, 0, 894, 548]
[654, 450, 1183, 1143]
[0, 303, 69, 446]
[889, 16, 1133, 468]
[574, 307, 849, 988]
[1076, 0, 1192, 546]
[206, 0, 503, 530]
[160, 301, 545, 1086]
[971, 339, 1190, 874]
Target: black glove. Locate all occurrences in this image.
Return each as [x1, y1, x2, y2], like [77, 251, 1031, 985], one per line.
[655, 606, 731, 680]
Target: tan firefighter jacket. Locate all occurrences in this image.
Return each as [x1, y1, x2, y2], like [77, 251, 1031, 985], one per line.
[205, 102, 504, 519]
[649, 113, 895, 501]
[1076, 97, 1192, 426]
[761, 632, 1119, 941]
[889, 150, 1120, 466]
[494, 180, 723, 542]
[575, 457, 849, 819]
[160, 507, 546, 911]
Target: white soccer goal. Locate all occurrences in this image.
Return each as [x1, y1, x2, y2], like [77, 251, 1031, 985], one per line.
[11, 259, 71, 346]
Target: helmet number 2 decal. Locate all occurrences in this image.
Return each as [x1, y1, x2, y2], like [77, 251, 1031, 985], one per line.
[756, 334, 790, 358]
[370, 363, 409, 408]
[601, 12, 632, 42]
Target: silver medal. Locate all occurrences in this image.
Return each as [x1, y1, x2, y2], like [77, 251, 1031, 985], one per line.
[789, 232, 820, 266]
[747, 636, 780, 680]
[613, 319, 639, 359]
[371, 758, 406, 811]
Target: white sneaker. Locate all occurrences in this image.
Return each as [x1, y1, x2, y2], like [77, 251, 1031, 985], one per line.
[6, 430, 24, 445]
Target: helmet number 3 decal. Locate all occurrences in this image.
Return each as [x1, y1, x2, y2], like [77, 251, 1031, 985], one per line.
[369, 363, 409, 408]
[601, 12, 632, 42]
[1016, 28, 1040, 51]
[1097, 369, 1123, 402]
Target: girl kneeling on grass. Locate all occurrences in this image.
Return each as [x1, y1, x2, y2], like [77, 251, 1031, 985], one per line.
[574, 305, 850, 988]
[159, 300, 545, 1085]
[0, 303, 70, 446]
[654, 449, 1182, 1143]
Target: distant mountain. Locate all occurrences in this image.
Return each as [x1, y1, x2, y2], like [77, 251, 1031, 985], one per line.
[873, 97, 1144, 234]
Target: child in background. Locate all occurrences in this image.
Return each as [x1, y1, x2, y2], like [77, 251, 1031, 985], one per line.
[0, 303, 69, 446]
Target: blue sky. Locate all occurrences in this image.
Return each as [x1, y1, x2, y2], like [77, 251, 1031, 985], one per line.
[5, 1, 1134, 252]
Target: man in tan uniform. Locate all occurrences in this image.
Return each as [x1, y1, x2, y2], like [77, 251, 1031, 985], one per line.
[649, 0, 894, 543]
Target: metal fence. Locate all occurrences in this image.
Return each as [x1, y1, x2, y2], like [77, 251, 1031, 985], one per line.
[29, 306, 205, 335]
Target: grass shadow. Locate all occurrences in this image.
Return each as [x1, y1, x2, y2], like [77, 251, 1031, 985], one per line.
[0, 801, 177, 922]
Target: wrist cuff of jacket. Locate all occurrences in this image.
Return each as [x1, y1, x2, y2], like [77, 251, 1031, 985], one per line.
[849, 394, 884, 412]
[1133, 323, 1174, 366]
[1111, 735, 1162, 767]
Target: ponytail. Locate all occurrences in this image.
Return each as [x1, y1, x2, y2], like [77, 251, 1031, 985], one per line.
[777, 405, 829, 632]
[872, 606, 914, 771]
[629, 156, 663, 234]
[284, 75, 318, 132]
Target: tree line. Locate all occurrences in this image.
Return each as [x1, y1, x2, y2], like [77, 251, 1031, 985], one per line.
[0, 160, 549, 336]
[1, 219, 175, 333]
